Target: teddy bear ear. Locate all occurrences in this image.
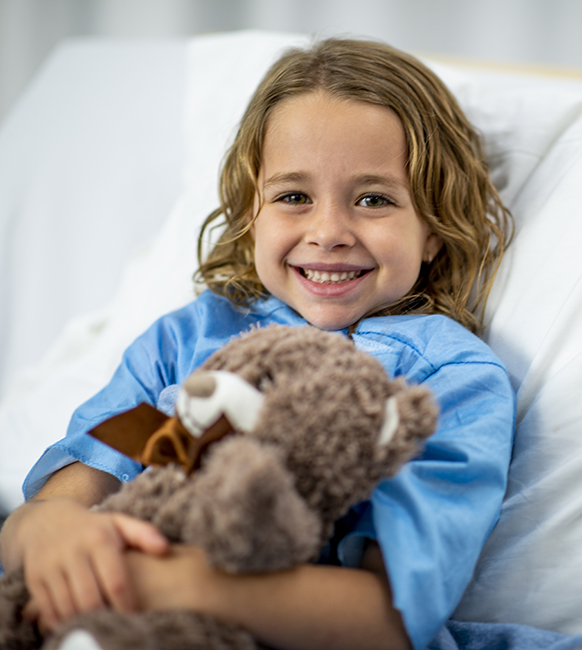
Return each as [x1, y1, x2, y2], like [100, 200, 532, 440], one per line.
[377, 396, 400, 446]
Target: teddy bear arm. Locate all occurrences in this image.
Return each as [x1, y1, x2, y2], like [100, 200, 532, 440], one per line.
[98, 465, 191, 541]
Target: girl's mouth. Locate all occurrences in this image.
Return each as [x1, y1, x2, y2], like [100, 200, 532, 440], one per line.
[298, 268, 369, 284]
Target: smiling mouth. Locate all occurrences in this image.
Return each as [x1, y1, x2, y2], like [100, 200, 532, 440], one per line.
[298, 268, 369, 284]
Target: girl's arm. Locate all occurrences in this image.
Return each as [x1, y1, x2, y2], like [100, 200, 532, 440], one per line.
[126, 542, 411, 650]
[0, 462, 169, 629]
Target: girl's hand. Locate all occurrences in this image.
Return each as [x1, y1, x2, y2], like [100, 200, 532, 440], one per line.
[18, 498, 169, 631]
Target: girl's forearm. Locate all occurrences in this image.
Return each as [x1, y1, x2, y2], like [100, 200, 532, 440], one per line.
[127, 546, 411, 650]
[212, 561, 411, 650]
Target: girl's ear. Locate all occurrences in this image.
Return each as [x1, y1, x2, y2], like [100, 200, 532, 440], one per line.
[423, 233, 443, 264]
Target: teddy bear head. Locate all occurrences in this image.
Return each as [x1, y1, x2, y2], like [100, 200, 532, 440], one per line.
[94, 325, 438, 573]
[186, 325, 438, 536]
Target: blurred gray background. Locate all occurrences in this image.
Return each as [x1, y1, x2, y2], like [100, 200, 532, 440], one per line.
[1, 0, 582, 124]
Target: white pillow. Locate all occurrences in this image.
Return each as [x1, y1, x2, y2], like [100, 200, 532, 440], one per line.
[0, 41, 187, 399]
[451, 72, 582, 633]
[409, 62, 582, 633]
[2, 30, 582, 636]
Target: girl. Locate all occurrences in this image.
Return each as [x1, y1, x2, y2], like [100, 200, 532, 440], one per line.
[0, 38, 515, 650]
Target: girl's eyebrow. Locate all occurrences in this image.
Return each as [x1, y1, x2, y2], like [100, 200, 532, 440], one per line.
[355, 174, 409, 191]
[262, 172, 309, 188]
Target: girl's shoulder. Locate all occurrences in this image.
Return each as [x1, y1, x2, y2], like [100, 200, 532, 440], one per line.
[353, 313, 507, 383]
[150, 291, 305, 336]
[137, 292, 306, 369]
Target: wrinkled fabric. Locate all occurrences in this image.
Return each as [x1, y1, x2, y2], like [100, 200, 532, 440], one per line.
[429, 620, 582, 650]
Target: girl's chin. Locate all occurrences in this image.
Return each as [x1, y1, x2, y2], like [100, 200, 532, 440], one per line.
[293, 306, 362, 331]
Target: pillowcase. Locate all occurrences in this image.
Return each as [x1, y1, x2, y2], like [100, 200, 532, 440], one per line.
[2, 30, 582, 636]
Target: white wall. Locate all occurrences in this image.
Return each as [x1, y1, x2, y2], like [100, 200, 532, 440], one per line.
[1, 0, 582, 123]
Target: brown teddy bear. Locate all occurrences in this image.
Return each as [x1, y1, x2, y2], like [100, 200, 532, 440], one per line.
[0, 324, 438, 650]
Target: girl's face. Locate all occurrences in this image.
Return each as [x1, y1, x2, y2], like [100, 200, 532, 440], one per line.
[252, 91, 441, 331]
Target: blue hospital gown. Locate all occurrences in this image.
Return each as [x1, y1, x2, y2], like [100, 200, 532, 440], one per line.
[24, 291, 515, 650]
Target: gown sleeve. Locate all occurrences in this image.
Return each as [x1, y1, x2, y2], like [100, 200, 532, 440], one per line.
[22, 303, 200, 498]
[340, 318, 516, 650]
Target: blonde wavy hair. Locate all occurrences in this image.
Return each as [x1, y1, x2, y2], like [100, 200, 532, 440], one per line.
[196, 38, 513, 334]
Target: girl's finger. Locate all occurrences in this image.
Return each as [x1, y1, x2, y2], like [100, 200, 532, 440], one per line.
[22, 597, 40, 622]
[91, 544, 136, 613]
[47, 571, 79, 624]
[110, 513, 169, 555]
[27, 573, 72, 632]
[66, 555, 107, 614]
[22, 598, 53, 637]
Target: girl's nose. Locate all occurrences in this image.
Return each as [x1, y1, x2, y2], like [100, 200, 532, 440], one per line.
[306, 203, 356, 250]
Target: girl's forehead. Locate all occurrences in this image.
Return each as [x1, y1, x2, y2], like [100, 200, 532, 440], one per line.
[267, 90, 401, 130]
[260, 92, 408, 179]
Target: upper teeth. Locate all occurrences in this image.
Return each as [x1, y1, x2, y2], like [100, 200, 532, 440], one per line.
[303, 269, 360, 283]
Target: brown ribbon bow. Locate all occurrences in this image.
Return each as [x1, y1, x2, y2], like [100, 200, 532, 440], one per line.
[89, 403, 236, 475]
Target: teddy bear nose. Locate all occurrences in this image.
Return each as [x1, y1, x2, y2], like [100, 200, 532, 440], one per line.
[183, 373, 217, 398]
[177, 371, 266, 438]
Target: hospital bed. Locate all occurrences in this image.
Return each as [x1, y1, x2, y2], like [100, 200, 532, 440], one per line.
[1, 29, 582, 649]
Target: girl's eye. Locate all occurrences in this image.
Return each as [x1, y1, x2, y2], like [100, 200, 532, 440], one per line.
[278, 193, 310, 205]
[357, 194, 393, 208]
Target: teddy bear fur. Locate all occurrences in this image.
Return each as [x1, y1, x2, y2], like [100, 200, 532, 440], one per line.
[0, 324, 438, 650]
